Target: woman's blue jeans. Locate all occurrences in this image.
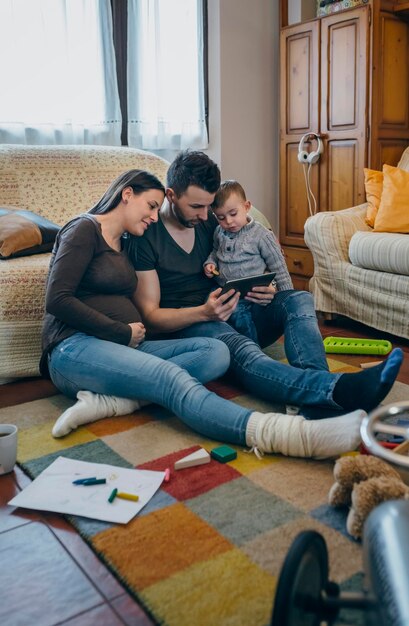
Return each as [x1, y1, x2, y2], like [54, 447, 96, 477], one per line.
[48, 333, 251, 445]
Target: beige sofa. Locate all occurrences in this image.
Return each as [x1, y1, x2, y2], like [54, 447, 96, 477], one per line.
[304, 147, 409, 341]
[0, 144, 271, 382]
[0, 145, 169, 382]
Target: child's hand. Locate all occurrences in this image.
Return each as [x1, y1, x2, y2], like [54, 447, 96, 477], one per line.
[245, 281, 277, 306]
[204, 263, 219, 278]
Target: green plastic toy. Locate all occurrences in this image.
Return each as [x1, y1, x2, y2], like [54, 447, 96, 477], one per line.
[323, 337, 392, 355]
[210, 445, 237, 463]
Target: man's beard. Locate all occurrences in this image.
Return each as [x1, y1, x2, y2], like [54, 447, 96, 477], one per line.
[173, 205, 197, 228]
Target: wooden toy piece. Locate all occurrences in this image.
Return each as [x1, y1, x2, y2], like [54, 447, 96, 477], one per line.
[360, 360, 384, 369]
[210, 445, 237, 463]
[174, 448, 210, 470]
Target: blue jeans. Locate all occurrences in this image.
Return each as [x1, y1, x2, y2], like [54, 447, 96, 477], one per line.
[163, 290, 343, 413]
[253, 290, 328, 370]
[229, 301, 258, 344]
[48, 333, 251, 445]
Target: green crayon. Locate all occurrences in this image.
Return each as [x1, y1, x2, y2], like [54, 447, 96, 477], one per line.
[108, 488, 118, 503]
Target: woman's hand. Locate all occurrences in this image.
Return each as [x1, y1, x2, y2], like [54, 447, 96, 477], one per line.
[244, 281, 277, 306]
[128, 322, 146, 347]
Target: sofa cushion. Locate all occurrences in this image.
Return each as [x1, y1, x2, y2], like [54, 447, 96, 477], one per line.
[373, 165, 409, 233]
[397, 146, 409, 171]
[364, 168, 383, 228]
[0, 206, 59, 259]
[349, 230, 409, 276]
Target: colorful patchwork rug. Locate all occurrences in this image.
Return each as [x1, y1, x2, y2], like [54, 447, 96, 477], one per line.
[2, 349, 408, 626]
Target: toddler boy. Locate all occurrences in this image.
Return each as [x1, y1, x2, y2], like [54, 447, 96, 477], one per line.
[204, 180, 293, 342]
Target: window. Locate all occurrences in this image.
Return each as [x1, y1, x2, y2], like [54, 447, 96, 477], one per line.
[0, 0, 207, 149]
[127, 0, 208, 150]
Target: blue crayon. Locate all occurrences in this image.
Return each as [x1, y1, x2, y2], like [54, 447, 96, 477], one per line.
[82, 478, 107, 486]
[72, 477, 97, 485]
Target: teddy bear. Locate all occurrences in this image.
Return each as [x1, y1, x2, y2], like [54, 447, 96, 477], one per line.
[328, 455, 409, 539]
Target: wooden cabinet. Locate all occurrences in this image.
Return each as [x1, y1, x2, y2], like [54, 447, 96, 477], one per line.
[279, 2, 409, 287]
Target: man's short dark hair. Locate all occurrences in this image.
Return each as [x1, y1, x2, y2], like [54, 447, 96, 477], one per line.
[166, 150, 221, 197]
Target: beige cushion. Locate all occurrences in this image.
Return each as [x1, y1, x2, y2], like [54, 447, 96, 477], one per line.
[349, 231, 409, 276]
[397, 146, 409, 171]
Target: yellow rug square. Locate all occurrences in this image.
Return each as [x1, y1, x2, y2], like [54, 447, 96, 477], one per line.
[141, 548, 276, 626]
[228, 447, 282, 474]
[18, 421, 97, 462]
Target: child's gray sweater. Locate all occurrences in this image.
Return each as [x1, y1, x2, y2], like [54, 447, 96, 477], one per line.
[204, 216, 293, 290]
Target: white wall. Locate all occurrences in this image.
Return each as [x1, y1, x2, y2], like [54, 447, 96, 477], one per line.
[206, 0, 279, 230]
[158, 2, 280, 230]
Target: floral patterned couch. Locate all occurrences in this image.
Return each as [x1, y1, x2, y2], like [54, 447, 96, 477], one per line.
[0, 145, 169, 382]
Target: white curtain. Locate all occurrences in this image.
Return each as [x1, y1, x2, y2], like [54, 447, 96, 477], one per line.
[127, 0, 208, 150]
[0, 0, 121, 145]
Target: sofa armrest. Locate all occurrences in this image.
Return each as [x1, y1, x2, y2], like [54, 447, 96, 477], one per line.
[304, 203, 370, 266]
[249, 205, 272, 230]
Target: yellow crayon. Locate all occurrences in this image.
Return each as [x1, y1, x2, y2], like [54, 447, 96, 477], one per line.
[116, 491, 139, 502]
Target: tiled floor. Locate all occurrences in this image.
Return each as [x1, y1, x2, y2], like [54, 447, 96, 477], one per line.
[0, 467, 154, 626]
[1, 315, 408, 625]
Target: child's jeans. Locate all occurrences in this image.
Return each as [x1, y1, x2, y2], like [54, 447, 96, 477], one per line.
[229, 301, 258, 344]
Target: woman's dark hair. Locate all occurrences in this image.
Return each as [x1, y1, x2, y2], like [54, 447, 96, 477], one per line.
[88, 169, 165, 215]
[166, 150, 221, 197]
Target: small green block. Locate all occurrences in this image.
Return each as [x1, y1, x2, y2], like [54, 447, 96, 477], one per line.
[210, 445, 237, 463]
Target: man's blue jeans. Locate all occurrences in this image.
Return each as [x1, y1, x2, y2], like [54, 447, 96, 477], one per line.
[165, 290, 344, 413]
[48, 333, 252, 445]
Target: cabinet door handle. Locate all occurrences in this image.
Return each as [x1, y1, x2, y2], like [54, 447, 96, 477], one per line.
[293, 259, 302, 266]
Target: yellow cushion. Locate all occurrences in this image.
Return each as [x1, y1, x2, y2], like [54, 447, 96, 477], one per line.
[364, 168, 383, 227]
[374, 164, 409, 233]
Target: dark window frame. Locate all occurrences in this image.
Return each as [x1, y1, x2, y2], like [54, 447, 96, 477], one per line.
[110, 0, 208, 147]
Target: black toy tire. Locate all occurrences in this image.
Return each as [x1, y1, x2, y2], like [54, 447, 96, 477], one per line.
[271, 530, 329, 626]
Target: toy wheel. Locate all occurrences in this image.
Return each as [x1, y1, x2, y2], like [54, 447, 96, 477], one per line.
[271, 530, 335, 626]
[361, 401, 409, 468]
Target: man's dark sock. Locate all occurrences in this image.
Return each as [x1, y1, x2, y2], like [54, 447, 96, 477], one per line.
[333, 348, 404, 413]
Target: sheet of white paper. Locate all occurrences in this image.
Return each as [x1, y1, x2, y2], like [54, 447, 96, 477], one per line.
[8, 456, 165, 524]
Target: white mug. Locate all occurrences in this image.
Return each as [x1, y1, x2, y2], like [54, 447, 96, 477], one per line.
[0, 424, 18, 474]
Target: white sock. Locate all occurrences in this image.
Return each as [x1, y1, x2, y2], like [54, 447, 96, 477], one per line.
[246, 409, 366, 459]
[52, 391, 141, 438]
